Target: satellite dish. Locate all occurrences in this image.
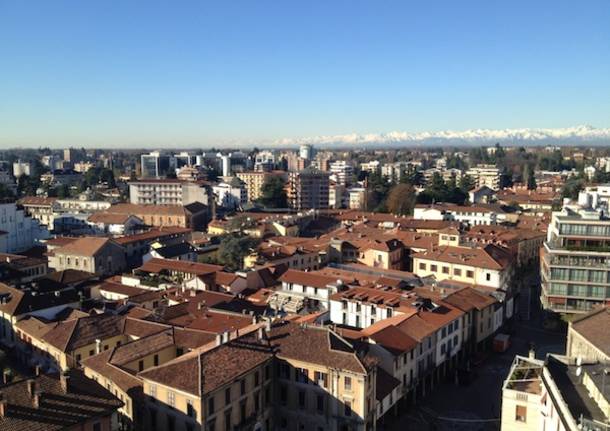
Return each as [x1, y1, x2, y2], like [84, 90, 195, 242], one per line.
[576, 367, 582, 377]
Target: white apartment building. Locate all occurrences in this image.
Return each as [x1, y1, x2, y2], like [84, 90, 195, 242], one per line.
[212, 180, 247, 210]
[466, 164, 501, 190]
[329, 160, 354, 186]
[129, 179, 210, 206]
[381, 162, 405, 183]
[0, 202, 49, 253]
[12, 161, 31, 178]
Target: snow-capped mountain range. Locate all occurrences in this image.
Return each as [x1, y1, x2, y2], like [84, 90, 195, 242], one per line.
[271, 125, 610, 148]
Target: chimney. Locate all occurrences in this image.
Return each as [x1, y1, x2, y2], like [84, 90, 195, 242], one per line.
[265, 318, 271, 332]
[0, 393, 6, 418]
[257, 326, 265, 340]
[35, 365, 42, 376]
[60, 370, 70, 393]
[2, 370, 11, 385]
[27, 379, 36, 397]
[215, 334, 222, 346]
[95, 339, 102, 354]
[528, 348, 535, 360]
[33, 390, 41, 409]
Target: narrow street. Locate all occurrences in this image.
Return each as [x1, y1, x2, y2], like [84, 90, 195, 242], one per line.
[384, 270, 566, 431]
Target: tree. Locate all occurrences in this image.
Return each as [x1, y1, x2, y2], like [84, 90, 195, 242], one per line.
[257, 176, 288, 208]
[216, 234, 260, 271]
[386, 183, 416, 215]
[0, 184, 14, 199]
[459, 174, 476, 192]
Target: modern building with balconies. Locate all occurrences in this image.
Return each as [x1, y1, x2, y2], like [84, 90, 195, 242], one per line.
[540, 201, 610, 314]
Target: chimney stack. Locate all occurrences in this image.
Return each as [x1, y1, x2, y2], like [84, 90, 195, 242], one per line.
[2, 370, 11, 385]
[215, 333, 222, 346]
[60, 370, 70, 393]
[27, 379, 36, 397]
[33, 390, 41, 409]
[0, 393, 6, 418]
[95, 339, 102, 354]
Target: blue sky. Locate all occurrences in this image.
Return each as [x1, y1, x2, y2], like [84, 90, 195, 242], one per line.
[1, 0, 609, 148]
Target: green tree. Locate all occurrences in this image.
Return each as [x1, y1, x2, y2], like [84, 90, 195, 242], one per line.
[459, 174, 476, 192]
[386, 183, 416, 215]
[257, 176, 288, 208]
[216, 234, 260, 271]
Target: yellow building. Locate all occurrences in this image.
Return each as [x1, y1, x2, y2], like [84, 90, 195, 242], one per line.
[236, 171, 273, 202]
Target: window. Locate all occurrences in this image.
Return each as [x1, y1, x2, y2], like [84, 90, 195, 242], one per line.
[442, 266, 449, 274]
[76, 354, 81, 362]
[419, 263, 426, 270]
[298, 390, 306, 407]
[254, 391, 260, 410]
[296, 368, 308, 383]
[148, 384, 157, 398]
[167, 415, 175, 431]
[154, 354, 159, 366]
[344, 376, 352, 391]
[208, 397, 215, 414]
[93, 423, 101, 431]
[486, 273, 491, 281]
[240, 401, 246, 421]
[138, 360, 144, 372]
[240, 379, 246, 395]
[430, 265, 438, 272]
[314, 371, 328, 387]
[187, 399, 196, 418]
[515, 405, 527, 422]
[316, 394, 324, 412]
[206, 419, 216, 431]
[466, 270, 474, 278]
[254, 371, 260, 386]
[225, 388, 231, 404]
[453, 268, 462, 276]
[344, 400, 352, 417]
[167, 391, 175, 408]
[280, 385, 287, 406]
[225, 410, 232, 431]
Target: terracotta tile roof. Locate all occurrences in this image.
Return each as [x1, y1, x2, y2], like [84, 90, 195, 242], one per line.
[18, 196, 58, 206]
[97, 282, 148, 298]
[87, 212, 136, 224]
[107, 203, 186, 216]
[43, 269, 96, 285]
[122, 317, 170, 339]
[367, 325, 418, 356]
[15, 316, 57, 340]
[0, 369, 122, 431]
[53, 237, 119, 257]
[0, 283, 79, 317]
[42, 314, 125, 352]
[279, 269, 339, 289]
[441, 286, 497, 311]
[109, 329, 174, 366]
[139, 334, 273, 396]
[114, 227, 192, 245]
[80, 349, 143, 394]
[268, 321, 367, 374]
[44, 237, 77, 248]
[413, 244, 512, 270]
[570, 307, 610, 357]
[376, 367, 400, 401]
[137, 258, 222, 276]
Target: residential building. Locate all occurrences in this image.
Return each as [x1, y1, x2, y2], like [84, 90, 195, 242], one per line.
[0, 202, 49, 254]
[212, 178, 247, 210]
[288, 168, 330, 210]
[330, 160, 354, 186]
[413, 242, 514, 291]
[139, 329, 274, 431]
[18, 196, 58, 227]
[129, 178, 212, 206]
[236, 171, 277, 202]
[48, 236, 127, 276]
[87, 212, 143, 235]
[271, 269, 345, 313]
[566, 306, 610, 362]
[101, 203, 208, 230]
[0, 369, 123, 431]
[540, 204, 610, 314]
[466, 164, 501, 190]
[501, 354, 609, 431]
